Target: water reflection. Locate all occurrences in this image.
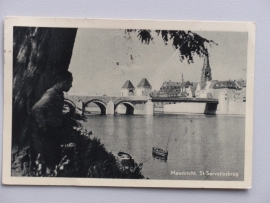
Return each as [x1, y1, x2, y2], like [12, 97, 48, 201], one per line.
[152, 153, 167, 163]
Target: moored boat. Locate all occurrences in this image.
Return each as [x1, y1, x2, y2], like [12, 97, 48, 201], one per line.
[152, 147, 168, 158]
[114, 151, 138, 172]
[152, 129, 172, 160]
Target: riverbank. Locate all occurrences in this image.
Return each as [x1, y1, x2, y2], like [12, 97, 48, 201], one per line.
[11, 112, 144, 179]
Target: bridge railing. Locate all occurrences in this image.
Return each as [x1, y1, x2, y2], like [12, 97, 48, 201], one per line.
[151, 97, 218, 103]
[65, 95, 150, 103]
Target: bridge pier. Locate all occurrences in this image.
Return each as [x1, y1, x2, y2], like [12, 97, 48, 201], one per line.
[144, 100, 154, 115]
[106, 100, 115, 115]
[72, 100, 84, 116]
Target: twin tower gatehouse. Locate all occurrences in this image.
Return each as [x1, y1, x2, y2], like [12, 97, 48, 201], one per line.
[121, 78, 152, 97]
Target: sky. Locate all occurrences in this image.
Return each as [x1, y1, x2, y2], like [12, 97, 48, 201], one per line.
[68, 29, 248, 96]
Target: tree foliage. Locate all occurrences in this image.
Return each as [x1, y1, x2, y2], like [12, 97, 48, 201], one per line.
[126, 29, 217, 63]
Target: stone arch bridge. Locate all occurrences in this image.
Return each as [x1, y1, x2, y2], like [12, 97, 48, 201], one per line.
[64, 95, 154, 115]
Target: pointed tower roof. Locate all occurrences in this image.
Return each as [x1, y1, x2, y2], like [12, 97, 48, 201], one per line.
[201, 55, 212, 83]
[202, 55, 211, 71]
[137, 78, 152, 88]
[122, 80, 135, 89]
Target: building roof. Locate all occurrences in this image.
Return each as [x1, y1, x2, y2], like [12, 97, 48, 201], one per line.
[161, 81, 182, 88]
[183, 81, 192, 87]
[160, 80, 195, 88]
[137, 78, 152, 88]
[208, 81, 218, 89]
[190, 82, 198, 96]
[212, 80, 238, 89]
[122, 80, 135, 89]
[199, 80, 239, 90]
[197, 82, 207, 90]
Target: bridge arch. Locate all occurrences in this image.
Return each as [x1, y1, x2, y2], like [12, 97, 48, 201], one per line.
[64, 99, 76, 113]
[74, 99, 85, 115]
[85, 99, 107, 115]
[115, 101, 135, 115]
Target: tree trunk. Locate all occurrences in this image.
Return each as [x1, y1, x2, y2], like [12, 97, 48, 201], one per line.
[12, 27, 77, 149]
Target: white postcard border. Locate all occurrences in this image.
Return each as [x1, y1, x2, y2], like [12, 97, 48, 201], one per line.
[2, 17, 255, 189]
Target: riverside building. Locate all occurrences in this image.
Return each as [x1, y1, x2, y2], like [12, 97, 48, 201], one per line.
[151, 55, 246, 115]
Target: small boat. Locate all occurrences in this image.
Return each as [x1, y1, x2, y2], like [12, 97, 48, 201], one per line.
[114, 151, 138, 172]
[152, 130, 172, 159]
[152, 147, 168, 158]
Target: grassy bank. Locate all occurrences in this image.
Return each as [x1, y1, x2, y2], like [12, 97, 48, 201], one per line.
[11, 110, 144, 179]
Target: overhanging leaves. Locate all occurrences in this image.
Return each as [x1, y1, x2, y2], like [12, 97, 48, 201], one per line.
[126, 29, 217, 64]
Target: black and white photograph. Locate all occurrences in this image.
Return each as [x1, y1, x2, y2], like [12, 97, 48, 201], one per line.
[3, 17, 255, 188]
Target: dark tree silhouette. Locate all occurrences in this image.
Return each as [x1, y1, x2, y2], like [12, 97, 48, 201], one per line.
[126, 29, 217, 63]
[12, 27, 77, 149]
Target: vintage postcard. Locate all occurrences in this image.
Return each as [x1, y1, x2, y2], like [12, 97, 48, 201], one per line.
[2, 17, 255, 188]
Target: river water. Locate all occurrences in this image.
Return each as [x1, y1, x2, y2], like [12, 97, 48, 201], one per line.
[82, 113, 245, 181]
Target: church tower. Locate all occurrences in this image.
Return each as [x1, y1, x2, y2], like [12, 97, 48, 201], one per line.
[201, 55, 212, 83]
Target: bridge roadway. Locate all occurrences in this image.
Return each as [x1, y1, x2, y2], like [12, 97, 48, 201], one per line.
[151, 97, 219, 104]
[64, 94, 219, 115]
[64, 94, 152, 115]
